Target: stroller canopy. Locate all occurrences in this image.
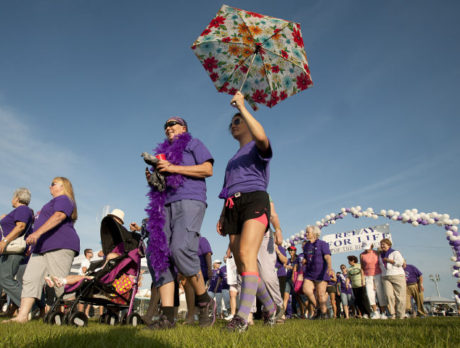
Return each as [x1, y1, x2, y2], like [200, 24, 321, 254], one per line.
[100, 215, 140, 256]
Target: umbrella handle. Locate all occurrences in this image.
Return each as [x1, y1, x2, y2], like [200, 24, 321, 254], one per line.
[231, 53, 257, 107]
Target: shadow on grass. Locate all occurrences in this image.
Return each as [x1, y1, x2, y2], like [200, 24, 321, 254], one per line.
[31, 326, 174, 348]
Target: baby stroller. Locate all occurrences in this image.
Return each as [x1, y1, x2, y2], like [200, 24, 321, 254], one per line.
[44, 215, 147, 327]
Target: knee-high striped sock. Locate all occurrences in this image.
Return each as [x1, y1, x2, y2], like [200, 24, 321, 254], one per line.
[236, 272, 259, 322]
[257, 277, 275, 314]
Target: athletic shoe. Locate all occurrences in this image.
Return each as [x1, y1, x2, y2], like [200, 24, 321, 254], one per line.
[224, 314, 234, 321]
[145, 315, 175, 330]
[226, 315, 248, 333]
[362, 314, 369, 319]
[198, 298, 216, 328]
[370, 311, 380, 320]
[379, 313, 388, 320]
[263, 309, 277, 326]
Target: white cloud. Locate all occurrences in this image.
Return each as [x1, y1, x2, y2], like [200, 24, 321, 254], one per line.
[0, 105, 105, 251]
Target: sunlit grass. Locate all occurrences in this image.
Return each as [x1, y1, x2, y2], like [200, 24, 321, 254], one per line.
[0, 317, 458, 348]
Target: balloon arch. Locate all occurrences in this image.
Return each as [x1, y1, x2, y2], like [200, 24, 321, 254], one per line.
[282, 206, 460, 288]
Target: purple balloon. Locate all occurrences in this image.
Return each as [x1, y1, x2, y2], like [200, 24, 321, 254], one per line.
[324, 222, 329, 227]
[397, 216, 403, 221]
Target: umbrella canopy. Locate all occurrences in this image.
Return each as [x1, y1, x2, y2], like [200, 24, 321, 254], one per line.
[191, 4, 313, 110]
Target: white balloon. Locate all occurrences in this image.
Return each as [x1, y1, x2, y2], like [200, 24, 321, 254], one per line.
[456, 262, 460, 267]
[326, 215, 331, 220]
[452, 219, 460, 225]
[331, 220, 336, 224]
[391, 216, 398, 221]
[446, 219, 453, 225]
[341, 208, 346, 213]
[428, 218, 435, 224]
[452, 256, 457, 261]
[388, 210, 394, 216]
[356, 206, 362, 211]
[380, 209, 387, 215]
[452, 226, 458, 232]
[412, 221, 419, 227]
[343, 212, 348, 216]
[446, 231, 454, 236]
[412, 209, 418, 214]
[331, 213, 336, 218]
[443, 214, 450, 220]
[316, 221, 321, 226]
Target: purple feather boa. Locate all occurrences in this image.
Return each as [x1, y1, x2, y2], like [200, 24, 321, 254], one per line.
[145, 132, 192, 280]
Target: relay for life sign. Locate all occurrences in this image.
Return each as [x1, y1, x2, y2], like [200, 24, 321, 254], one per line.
[322, 224, 391, 254]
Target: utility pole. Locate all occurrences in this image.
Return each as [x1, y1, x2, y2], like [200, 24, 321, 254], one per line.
[429, 274, 441, 297]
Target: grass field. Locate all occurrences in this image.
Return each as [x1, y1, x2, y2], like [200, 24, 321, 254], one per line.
[1, 317, 459, 348]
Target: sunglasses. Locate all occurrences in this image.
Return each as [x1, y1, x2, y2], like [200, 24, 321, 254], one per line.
[229, 117, 242, 128]
[51, 182, 61, 187]
[164, 120, 182, 129]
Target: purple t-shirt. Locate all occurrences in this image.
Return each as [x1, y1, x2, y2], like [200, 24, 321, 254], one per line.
[197, 237, 212, 281]
[405, 264, 422, 284]
[303, 239, 331, 281]
[218, 265, 229, 290]
[338, 273, 352, 294]
[33, 195, 80, 255]
[220, 140, 272, 198]
[209, 269, 221, 293]
[275, 245, 287, 277]
[0, 205, 33, 237]
[165, 138, 214, 205]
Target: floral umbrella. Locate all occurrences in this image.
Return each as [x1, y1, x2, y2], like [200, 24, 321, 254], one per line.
[191, 4, 313, 110]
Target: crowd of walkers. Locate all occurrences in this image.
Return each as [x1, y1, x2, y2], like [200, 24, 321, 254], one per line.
[0, 91, 430, 332]
[278, 238, 428, 320]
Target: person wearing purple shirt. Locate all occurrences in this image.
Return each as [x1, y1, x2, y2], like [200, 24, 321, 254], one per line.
[338, 265, 353, 319]
[198, 237, 213, 283]
[301, 225, 333, 319]
[208, 260, 223, 317]
[7, 177, 79, 324]
[403, 264, 426, 317]
[0, 188, 34, 315]
[145, 117, 215, 329]
[217, 91, 275, 332]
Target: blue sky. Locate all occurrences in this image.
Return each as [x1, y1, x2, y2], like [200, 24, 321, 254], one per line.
[1, 0, 459, 296]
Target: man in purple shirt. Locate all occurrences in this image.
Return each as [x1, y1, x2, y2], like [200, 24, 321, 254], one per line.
[403, 264, 426, 317]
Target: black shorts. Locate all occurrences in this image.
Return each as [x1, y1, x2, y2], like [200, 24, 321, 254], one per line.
[222, 191, 270, 235]
[326, 285, 337, 294]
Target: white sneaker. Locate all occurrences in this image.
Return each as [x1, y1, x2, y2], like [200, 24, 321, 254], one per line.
[224, 314, 234, 321]
[370, 311, 380, 319]
[380, 313, 388, 320]
[362, 314, 369, 319]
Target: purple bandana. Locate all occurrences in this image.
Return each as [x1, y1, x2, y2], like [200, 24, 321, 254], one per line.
[145, 132, 192, 279]
[381, 248, 395, 269]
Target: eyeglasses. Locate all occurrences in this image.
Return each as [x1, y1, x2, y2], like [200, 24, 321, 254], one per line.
[229, 118, 242, 128]
[164, 120, 181, 129]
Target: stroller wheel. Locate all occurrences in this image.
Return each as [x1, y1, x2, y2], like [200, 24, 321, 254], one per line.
[99, 313, 107, 324]
[49, 311, 64, 326]
[120, 312, 128, 325]
[127, 313, 141, 327]
[106, 313, 119, 326]
[69, 311, 88, 327]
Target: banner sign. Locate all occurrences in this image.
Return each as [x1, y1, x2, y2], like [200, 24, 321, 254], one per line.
[322, 224, 391, 254]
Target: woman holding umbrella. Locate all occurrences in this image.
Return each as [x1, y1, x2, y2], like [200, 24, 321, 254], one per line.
[217, 91, 275, 332]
